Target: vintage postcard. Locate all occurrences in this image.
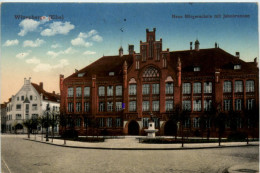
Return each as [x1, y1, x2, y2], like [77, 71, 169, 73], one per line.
[1, 2, 259, 173]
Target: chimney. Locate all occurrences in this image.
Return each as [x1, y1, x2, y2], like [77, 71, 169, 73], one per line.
[190, 42, 192, 50]
[40, 82, 43, 89]
[215, 42, 217, 48]
[53, 91, 55, 95]
[119, 46, 123, 57]
[235, 52, 240, 58]
[128, 45, 134, 55]
[195, 39, 200, 51]
[254, 57, 258, 66]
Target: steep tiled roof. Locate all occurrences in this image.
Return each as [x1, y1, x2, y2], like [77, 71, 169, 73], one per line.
[31, 83, 60, 102]
[169, 48, 258, 75]
[67, 55, 133, 79]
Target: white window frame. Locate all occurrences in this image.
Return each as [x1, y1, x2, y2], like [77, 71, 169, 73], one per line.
[129, 84, 137, 95]
[84, 87, 90, 97]
[142, 84, 150, 95]
[129, 101, 136, 111]
[116, 85, 122, 96]
[246, 80, 254, 92]
[193, 82, 201, 94]
[99, 86, 105, 96]
[142, 101, 150, 111]
[182, 83, 191, 94]
[235, 81, 243, 93]
[193, 100, 202, 111]
[223, 81, 232, 93]
[68, 87, 74, 97]
[152, 83, 160, 95]
[152, 100, 160, 111]
[166, 82, 174, 94]
[107, 86, 113, 96]
[204, 82, 212, 93]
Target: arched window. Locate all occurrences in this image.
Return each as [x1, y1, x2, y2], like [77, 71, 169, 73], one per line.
[142, 66, 160, 82]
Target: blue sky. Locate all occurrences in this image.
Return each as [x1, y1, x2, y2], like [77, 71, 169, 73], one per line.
[1, 3, 259, 102]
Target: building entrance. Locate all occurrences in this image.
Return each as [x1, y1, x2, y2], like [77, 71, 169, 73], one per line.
[128, 121, 139, 135]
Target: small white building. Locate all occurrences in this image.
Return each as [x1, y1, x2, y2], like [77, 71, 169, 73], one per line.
[5, 78, 60, 134]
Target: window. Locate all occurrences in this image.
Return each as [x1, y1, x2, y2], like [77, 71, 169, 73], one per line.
[76, 102, 82, 112]
[68, 103, 73, 112]
[32, 114, 38, 119]
[116, 85, 122, 96]
[234, 64, 241, 70]
[99, 86, 105, 96]
[116, 102, 122, 112]
[235, 81, 243, 93]
[84, 87, 90, 97]
[16, 104, 21, 110]
[182, 100, 191, 111]
[142, 84, 150, 95]
[107, 118, 113, 127]
[204, 82, 212, 93]
[129, 84, 137, 95]
[25, 104, 29, 114]
[193, 117, 200, 128]
[204, 100, 212, 111]
[107, 102, 113, 112]
[142, 101, 149, 111]
[136, 60, 140, 70]
[194, 66, 200, 72]
[154, 118, 160, 128]
[247, 99, 255, 110]
[165, 100, 173, 111]
[116, 118, 121, 127]
[193, 82, 201, 94]
[235, 99, 242, 111]
[246, 80, 254, 92]
[76, 118, 81, 127]
[193, 100, 202, 111]
[182, 83, 191, 94]
[223, 81, 232, 93]
[99, 102, 105, 112]
[129, 101, 136, 111]
[184, 118, 191, 128]
[32, 104, 37, 111]
[109, 72, 115, 76]
[68, 87, 74, 97]
[143, 118, 149, 128]
[142, 66, 160, 78]
[76, 87, 82, 97]
[21, 96, 24, 101]
[142, 45, 147, 61]
[166, 82, 174, 94]
[237, 118, 242, 128]
[107, 86, 113, 96]
[16, 114, 22, 120]
[152, 84, 160, 94]
[84, 118, 89, 127]
[224, 100, 232, 111]
[78, 73, 85, 77]
[99, 118, 104, 128]
[17, 97, 19, 101]
[84, 102, 90, 112]
[30, 95, 33, 100]
[152, 101, 159, 111]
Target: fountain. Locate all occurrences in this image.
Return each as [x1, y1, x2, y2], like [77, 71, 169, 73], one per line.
[144, 112, 158, 138]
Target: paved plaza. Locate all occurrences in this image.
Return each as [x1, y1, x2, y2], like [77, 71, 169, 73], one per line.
[1, 134, 259, 173]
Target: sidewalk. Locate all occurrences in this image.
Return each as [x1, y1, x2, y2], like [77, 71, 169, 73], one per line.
[24, 135, 259, 150]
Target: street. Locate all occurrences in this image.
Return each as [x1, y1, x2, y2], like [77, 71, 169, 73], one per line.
[1, 134, 259, 173]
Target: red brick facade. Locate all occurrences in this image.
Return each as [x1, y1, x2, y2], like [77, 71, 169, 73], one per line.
[60, 28, 259, 137]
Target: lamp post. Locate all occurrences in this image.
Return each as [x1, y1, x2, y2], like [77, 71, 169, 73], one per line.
[46, 103, 50, 141]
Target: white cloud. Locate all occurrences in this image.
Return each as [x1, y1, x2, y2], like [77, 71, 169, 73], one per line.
[33, 59, 69, 72]
[51, 44, 61, 49]
[33, 63, 53, 72]
[92, 35, 103, 42]
[23, 38, 45, 47]
[47, 47, 76, 58]
[53, 59, 69, 69]
[3, 39, 19, 46]
[83, 50, 96, 55]
[78, 30, 97, 39]
[25, 57, 41, 64]
[71, 37, 92, 47]
[41, 21, 75, 36]
[18, 19, 40, 36]
[16, 51, 31, 59]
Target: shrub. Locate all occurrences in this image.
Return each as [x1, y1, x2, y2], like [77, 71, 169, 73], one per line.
[228, 132, 247, 141]
[61, 130, 78, 139]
